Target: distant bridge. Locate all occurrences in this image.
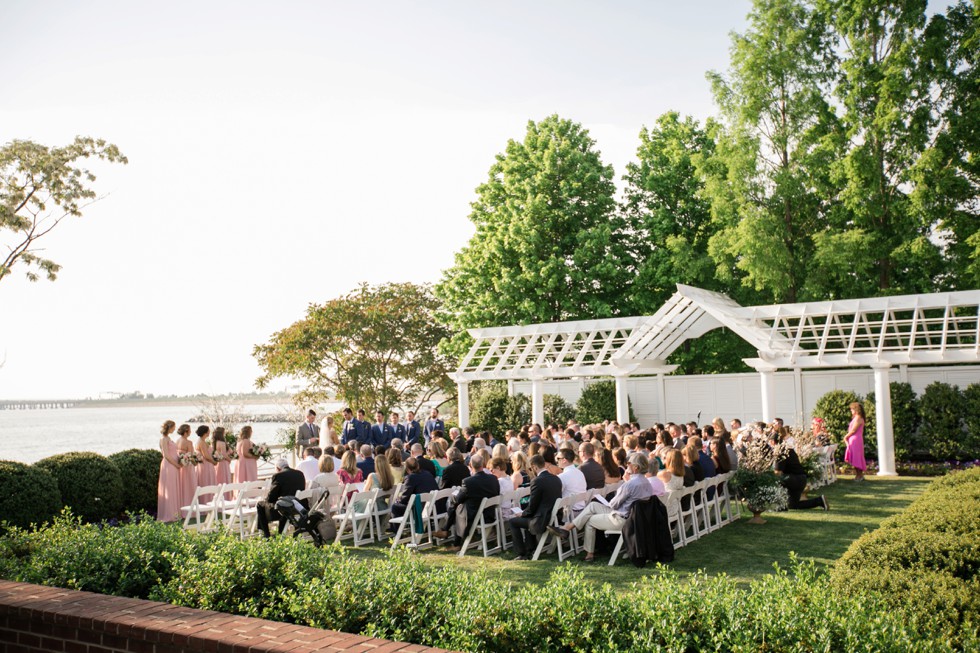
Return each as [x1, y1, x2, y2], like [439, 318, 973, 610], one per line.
[0, 400, 76, 410]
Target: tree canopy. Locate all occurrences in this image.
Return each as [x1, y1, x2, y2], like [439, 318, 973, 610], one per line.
[254, 282, 452, 413]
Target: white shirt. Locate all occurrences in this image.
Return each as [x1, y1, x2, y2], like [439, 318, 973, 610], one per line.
[297, 456, 319, 483]
[560, 465, 587, 511]
[646, 474, 667, 496]
[497, 475, 515, 510]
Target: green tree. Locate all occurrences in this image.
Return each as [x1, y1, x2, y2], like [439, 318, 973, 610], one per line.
[704, 0, 840, 303]
[574, 380, 634, 425]
[254, 282, 452, 413]
[1, 137, 127, 283]
[436, 115, 631, 359]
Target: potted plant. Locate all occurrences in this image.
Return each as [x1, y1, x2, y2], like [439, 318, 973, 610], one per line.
[731, 439, 789, 523]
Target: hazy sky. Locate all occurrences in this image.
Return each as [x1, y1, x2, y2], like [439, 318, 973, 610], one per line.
[0, 1, 754, 399]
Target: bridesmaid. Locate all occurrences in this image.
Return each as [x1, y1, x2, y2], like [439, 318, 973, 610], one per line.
[844, 401, 867, 482]
[235, 425, 259, 484]
[157, 420, 181, 522]
[213, 426, 232, 498]
[195, 425, 217, 501]
[176, 423, 198, 510]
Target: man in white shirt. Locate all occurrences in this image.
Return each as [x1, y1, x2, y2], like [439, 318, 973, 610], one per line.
[557, 449, 587, 512]
[296, 447, 319, 484]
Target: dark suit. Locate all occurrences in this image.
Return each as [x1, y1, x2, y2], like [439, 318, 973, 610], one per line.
[404, 420, 421, 446]
[354, 419, 371, 444]
[341, 419, 359, 445]
[389, 470, 439, 524]
[371, 423, 393, 448]
[416, 455, 437, 479]
[508, 469, 562, 556]
[445, 471, 499, 544]
[440, 460, 470, 489]
[390, 423, 406, 445]
[297, 422, 319, 448]
[579, 459, 606, 490]
[256, 467, 307, 537]
[423, 418, 445, 443]
[357, 457, 375, 478]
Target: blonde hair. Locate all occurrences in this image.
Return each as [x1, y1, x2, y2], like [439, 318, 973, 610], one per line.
[341, 450, 357, 476]
[160, 420, 176, 436]
[373, 455, 394, 491]
[511, 451, 536, 480]
[318, 455, 334, 473]
[428, 439, 446, 459]
[664, 449, 684, 477]
[240, 425, 253, 439]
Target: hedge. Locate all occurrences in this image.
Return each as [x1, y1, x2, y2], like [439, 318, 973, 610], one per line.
[0, 461, 62, 532]
[34, 452, 124, 523]
[574, 380, 635, 425]
[1, 510, 975, 651]
[108, 448, 162, 514]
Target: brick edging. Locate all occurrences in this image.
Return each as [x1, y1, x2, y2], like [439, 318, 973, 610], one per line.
[0, 580, 456, 653]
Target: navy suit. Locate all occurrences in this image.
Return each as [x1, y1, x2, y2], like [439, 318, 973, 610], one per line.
[371, 423, 394, 448]
[354, 418, 371, 444]
[341, 419, 359, 445]
[424, 418, 445, 443]
[390, 423, 406, 445]
[404, 420, 421, 446]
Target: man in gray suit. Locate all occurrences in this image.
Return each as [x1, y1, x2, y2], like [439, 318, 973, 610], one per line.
[297, 409, 320, 453]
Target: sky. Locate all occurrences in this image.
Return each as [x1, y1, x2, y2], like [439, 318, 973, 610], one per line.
[0, 1, 755, 399]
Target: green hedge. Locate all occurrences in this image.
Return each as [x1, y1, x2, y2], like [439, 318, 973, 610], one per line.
[108, 449, 162, 515]
[832, 467, 980, 648]
[0, 461, 62, 532]
[574, 380, 634, 425]
[34, 452, 124, 522]
[1, 511, 975, 652]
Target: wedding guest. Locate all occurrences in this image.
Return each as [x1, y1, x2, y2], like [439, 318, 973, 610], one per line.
[710, 437, 732, 474]
[176, 423, 197, 509]
[845, 401, 867, 482]
[256, 459, 306, 538]
[509, 451, 535, 495]
[157, 420, 181, 522]
[312, 455, 340, 492]
[338, 450, 364, 489]
[428, 439, 449, 480]
[195, 425, 217, 502]
[600, 448, 622, 484]
[235, 425, 259, 484]
[297, 447, 320, 483]
[389, 456, 438, 524]
[658, 449, 685, 492]
[363, 454, 396, 510]
[357, 444, 375, 477]
[386, 447, 405, 485]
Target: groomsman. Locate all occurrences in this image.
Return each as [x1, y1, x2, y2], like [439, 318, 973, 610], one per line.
[404, 410, 421, 448]
[341, 407, 360, 445]
[423, 407, 445, 445]
[389, 411, 406, 446]
[355, 409, 372, 443]
[371, 411, 394, 448]
[297, 410, 319, 451]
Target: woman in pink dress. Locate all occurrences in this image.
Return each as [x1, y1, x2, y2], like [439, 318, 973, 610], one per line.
[844, 401, 867, 482]
[157, 420, 181, 522]
[213, 426, 232, 491]
[235, 425, 259, 484]
[176, 423, 198, 509]
[195, 425, 217, 502]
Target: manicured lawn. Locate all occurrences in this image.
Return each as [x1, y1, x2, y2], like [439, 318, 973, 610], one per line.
[345, 474, 932, 589]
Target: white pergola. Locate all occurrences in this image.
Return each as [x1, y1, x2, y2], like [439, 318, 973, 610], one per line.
[451, 284, 980, 475]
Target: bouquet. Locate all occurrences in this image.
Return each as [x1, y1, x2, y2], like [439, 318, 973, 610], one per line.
[178, 451, 202, 467]
[251, 443, 272, 462]
[227, 448, 239, 461]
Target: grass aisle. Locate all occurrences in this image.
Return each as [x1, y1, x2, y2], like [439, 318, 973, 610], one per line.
[346, 475, 931, 588]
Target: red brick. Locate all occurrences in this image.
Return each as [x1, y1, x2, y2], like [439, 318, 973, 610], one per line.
[64, 641, 88, 653]
[40, 636, 67, 652]
[5, 644, 31, 653]
[124, 639, 154, 653]
[77, 630, 103, 645]
[17, 632, 41, 648]
[101, 633, 129, 650]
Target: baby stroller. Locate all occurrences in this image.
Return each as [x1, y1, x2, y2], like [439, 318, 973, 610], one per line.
[275, 493, 336, 547]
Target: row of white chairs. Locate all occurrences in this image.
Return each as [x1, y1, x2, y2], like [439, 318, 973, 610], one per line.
[810, 444, 839, 487]
[180, 480, 272, 537]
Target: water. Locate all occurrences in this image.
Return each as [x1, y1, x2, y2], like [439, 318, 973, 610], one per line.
[0, 403, 295, 464]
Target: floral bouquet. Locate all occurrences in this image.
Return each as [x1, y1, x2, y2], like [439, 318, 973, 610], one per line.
[251, 443, 272, 462]
[178, 451, 202, 467]
[227, 449, 239, 461]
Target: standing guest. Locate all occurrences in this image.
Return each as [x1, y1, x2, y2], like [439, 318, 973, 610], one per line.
[157, 420, 181, 522]
[845, 401, 867, 482]
[297, 447, 320, 484]
[424, 408, 445, 446]
[508, 454, 561, 560]
[371, 410, 393, 448]
[195, 425, 217, 502]
[213, 427, 232, 498]
[297, 410, 320, 452]
[340, 407, 359, 445]
[235, 426, 259, 484]
[389, 411, 406, 446]
[256, 459, 307, 537]
[769, 433, 828, 510]
[176, 424, 198, 509]
[386, 447, 405, 485]
[357, 444, 375, 477]
[404, 410, 421, 447]
[320, 414, 338, 447]
[441, 446, 470, 489]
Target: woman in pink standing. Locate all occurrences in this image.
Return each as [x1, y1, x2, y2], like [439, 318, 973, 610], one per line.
[235, 425, 259, 483]
[176, 423, 198, 509]
[844, 401, 867, 482]
[195, 425, 217, 501]
[213, 427, 232, 495]
[157, 420, 181, 522]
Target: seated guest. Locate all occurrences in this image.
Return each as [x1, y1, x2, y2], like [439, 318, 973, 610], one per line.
[549, 453, 654, 562]
[296, 447, 320, 484]
[433, 454, 499, 548]
[388, 456, 439, 526]
[769, 434, 828, 510]
[311, 455, 340, 493]
[490, 457, 514, 510]
[440, 446, 470, 489]
[323, 445, 343, 472]
[600, 448, 622, 484]
[689, 436, 717, 478]
[510, 451, 535, 498]
[658, 449, 685, 492]
[557, 448, 587, 512]
[356, 444, 375, 477]
[337, 450, 364, 496]
[256, 459, 307, 537]
[386, 447, 405, 485]
[362, 454, 396, 510]
[710, 437, 732, 474]
[577, 442, 605, 490]
[507, 454, 561, 560]
[428, 439, 449, 479]
[411, 442, 437, 478]
[645, 456, 666, 497]
[389, 438, 410, 462]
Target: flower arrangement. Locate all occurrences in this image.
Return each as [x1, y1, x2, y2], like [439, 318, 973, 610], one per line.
[745, 483, 789, 513]
[178, 452, 202, 467]
[251, 443, 272, 462]
[227, 448, 239, 461]
[730, 439, 787, 522]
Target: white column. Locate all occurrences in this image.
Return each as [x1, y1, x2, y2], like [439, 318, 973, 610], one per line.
[457, 381, 470, 429]
[614, 375, 630, 424]
[758, 365, 777, 423]
[531, 378, 544, 426]
[656, 373, 668, 424]
[873, 363, 897, 476]
[792, 368, 804, 428]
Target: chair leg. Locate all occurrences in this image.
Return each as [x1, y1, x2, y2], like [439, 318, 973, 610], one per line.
[608, 532, 624, 566]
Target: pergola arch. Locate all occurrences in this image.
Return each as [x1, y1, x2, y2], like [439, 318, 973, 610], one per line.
[451, 284, 980, 475]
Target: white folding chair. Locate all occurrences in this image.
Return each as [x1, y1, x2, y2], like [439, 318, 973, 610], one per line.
[212, 482, 244, 528]
[676, 485, 700, 543]
[703, 476, 725, 533]
[426, 487, 458, 546]
[373, 483, 401, 536]
[181, 484, 223, 532]
[226, 485, 267, 539]
[532, 494, 581, 562]
[691, 479, 711, 533]
[333, 489, 378, 546]
[825, 444, 839, 484]
[459, 495, 503, 557]
[389, 490, 431, 551]
[661, 491, 685, 548]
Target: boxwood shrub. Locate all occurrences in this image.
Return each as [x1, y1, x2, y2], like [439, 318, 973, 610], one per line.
[34, 452, 124, 522]
[108, 448, 162, 514]
[0, 461, 62, 532]
[918, 382, 966, 459]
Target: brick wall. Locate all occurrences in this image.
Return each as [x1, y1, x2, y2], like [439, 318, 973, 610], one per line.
[0, 580, 454, 653]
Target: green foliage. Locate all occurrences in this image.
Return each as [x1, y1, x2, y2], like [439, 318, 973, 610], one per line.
[574, 380, 634, 425]
[918, 382, 966, 459]
[866, 382, 920, 460]
[34, 452, 124, 522]
[108, 449, 162, 515]
[1, 136, 127, 283]
[832, 468, 980, 648]
[812, 389, 862, 446]
[962, 384, 980, 458]
[469, 381, 531, 436]
[0, 461, 61, 532]
[254, 282, 453, 413]
[543, 394, 574, 427]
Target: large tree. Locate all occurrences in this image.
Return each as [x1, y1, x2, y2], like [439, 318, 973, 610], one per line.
[1, 137, 127, 284]
[435, 115, 632, 358]
[254, 282, 453, 413]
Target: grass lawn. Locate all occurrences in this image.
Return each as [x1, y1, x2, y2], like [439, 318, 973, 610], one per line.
[344, 474, 932, 589]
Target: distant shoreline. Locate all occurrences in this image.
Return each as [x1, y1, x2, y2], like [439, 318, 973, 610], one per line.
[0, 395, 300, 410]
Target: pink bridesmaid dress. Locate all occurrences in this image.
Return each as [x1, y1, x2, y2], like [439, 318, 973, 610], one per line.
[235, 439, 258, 484]
[178, 438, 199, 509]
[844, 416, 867, 471]
[196, 440, 217, 502]
[157, 437, 181, 522]
[215, 440, 232, 493]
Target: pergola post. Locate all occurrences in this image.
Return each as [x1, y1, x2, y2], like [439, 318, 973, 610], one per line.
[872, 363, 897, 476]
[457, 380, 470, 429]
[614, 375, 630, 425]
[531, 378, 544, 426]
[754, 363, 777, 423]
[656, 373, 668, 424]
